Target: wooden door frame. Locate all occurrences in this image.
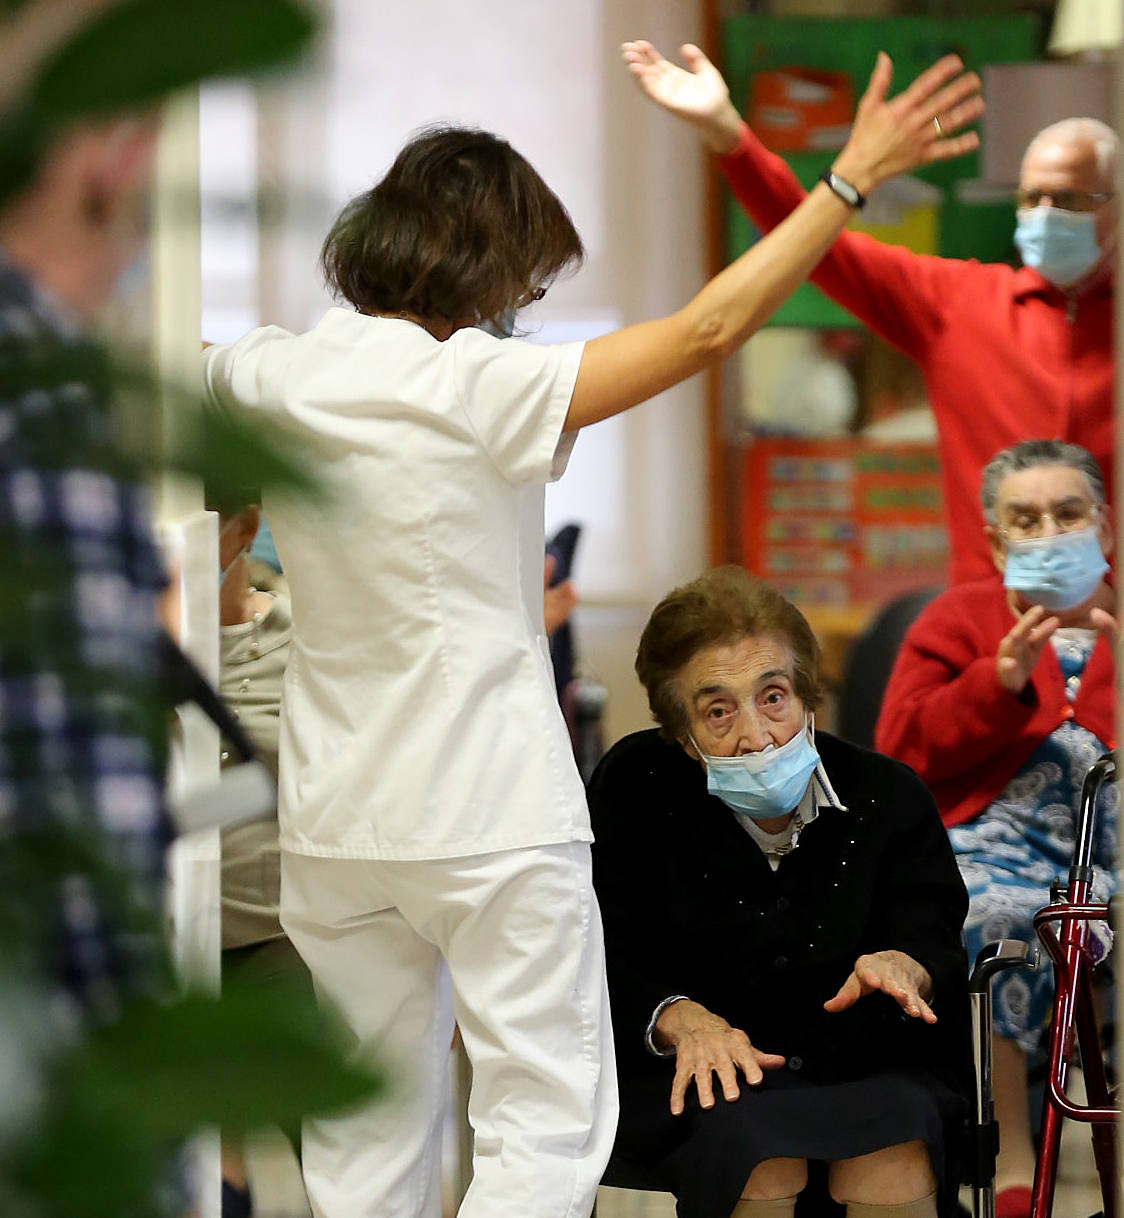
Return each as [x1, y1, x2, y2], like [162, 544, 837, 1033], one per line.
[702, 0, 737, 568]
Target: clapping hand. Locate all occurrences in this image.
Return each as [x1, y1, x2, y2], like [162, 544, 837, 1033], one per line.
[996, 604, 1060, 696]
[1090, 606, 1119, 651]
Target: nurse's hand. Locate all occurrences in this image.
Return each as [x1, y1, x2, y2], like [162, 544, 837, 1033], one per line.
[654, 999, 785, 1115]
[997, 604, 1060, 696]
[823, 950, 936, 1024]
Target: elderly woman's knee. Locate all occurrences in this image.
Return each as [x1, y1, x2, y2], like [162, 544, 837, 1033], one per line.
[828, 1140, 935, 1204]
[742, 1156, 807, 1200]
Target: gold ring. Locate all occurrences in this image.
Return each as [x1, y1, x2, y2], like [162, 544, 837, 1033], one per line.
[932, 116, 943, 137]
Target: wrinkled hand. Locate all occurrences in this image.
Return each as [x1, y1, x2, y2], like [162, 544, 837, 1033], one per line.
[831, 52, 983, 195]
[824, 950, 936, 1023]
[655, 999, 785, 1115]
[543, 554, 577, 637]
[996, 604, 1060, 696]
[621, 41, 741, 153]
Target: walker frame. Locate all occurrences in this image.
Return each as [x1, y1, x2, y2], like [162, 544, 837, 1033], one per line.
[970, 752, 1119, 1218]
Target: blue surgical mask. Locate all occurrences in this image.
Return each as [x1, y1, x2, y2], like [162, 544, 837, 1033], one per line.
[477, 307, 516, 340]
[691, 716, 820, 822]
[1003, 525, 1108, 612]
[1014, 207, 1102, 287]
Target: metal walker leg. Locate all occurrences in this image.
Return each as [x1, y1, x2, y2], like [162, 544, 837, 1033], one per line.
[1030, 753, 1119, 1218]
[969, 939, 1035, 1218]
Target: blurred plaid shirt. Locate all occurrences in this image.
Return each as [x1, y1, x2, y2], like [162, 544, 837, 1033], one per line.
[0, 249, 171, 1024]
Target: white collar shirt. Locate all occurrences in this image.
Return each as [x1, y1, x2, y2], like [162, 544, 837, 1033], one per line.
[203, 309, 588, 860]
[737, 761, 849, 868]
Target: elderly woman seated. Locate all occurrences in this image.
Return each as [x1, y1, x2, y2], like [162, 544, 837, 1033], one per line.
[876, 439, 1118, 1218]
[589, 567, 970, 1218]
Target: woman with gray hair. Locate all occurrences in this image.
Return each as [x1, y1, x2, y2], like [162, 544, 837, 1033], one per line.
[590, 566, 970, 1218]
[877, 439, 1118, 1218]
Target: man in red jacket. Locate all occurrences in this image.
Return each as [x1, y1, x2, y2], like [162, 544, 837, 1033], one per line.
[622, 41, 1117, 586]
[874, 439, 1117, 1217]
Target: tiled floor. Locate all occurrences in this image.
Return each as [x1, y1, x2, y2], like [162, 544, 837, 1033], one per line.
[592, 1113, 1111, 1218]
[243, 1073, 1115, 1218]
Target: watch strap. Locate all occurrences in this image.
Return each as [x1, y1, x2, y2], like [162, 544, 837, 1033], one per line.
[819, 168, 867, 210]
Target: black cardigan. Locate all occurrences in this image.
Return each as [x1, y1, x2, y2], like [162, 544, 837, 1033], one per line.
[588, 729, 971, 1098]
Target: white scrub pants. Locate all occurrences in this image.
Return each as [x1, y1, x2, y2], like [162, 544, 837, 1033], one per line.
[280, 842, 618, 1218]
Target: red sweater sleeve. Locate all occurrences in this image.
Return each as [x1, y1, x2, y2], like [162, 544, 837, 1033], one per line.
[875, 600, 1039, 783]
[717, 123, 959, 361]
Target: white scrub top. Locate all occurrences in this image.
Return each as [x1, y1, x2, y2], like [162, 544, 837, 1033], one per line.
[203, 308, 590, 860]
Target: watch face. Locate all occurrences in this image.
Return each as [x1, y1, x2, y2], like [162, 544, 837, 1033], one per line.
[823, 170, 860, 206]
[832, 174, 857, 203]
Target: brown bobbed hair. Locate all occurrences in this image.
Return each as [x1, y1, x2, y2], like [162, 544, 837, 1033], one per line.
[635, 566, 823, 742]
[319, 125, 584, 325]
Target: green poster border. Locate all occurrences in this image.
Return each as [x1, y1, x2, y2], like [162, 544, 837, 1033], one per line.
[722, 15, 1041, 327]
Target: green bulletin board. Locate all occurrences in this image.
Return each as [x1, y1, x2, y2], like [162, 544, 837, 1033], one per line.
[723, 16, 1040, 327]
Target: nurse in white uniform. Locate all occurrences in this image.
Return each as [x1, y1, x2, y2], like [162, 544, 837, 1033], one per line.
[202, 56, 981, 1218]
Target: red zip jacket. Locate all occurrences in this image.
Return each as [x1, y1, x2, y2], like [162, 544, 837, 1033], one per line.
[718, 124, 1115, 586]
[874, 578, 1116, 827]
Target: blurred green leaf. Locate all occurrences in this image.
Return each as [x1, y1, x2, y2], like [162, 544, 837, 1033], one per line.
[0, 337, 328, 506]
[28, 0, 317, 121]
[15, 982, 382, 1218]
[0, 509, 175, 754]
[0, 0, 318, 207]
[111, 357, 331, 511]
[76, 981, 381, 1134]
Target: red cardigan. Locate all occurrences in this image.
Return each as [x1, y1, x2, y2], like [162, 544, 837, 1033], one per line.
[874, 578, 1116, 828]
[718, 125, 1115, 587]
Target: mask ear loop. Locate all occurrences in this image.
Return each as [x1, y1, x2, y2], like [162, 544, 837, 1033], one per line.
[219, 545, 248, 588]
[686, 730, 707, 761]
[217, 515, 251, 588]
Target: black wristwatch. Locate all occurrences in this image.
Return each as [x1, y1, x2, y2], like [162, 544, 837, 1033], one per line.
[819, 168, 867, 210]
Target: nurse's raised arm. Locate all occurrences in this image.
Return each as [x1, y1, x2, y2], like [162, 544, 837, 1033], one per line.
[563, 50, 981, 431]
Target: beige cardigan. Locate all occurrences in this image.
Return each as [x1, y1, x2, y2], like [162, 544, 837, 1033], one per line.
[219, 566, 291, 950]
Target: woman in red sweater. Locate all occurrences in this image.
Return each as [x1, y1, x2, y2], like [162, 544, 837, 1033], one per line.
[875, 440, 1118, 1217]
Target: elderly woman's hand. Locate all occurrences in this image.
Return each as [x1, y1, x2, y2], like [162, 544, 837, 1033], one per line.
[1090, 606, 1119, 651]
[996, 604, 1060, 696]
[823, 950, 936, 1024]
[654, 999, 785, 1115]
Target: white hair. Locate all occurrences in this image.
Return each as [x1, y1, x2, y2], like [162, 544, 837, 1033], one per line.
[1022, 117, 1119, 185]
[980, 439, 1105, 525]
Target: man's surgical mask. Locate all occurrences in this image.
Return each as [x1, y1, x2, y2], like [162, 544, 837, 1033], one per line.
[691, 716, 819, 823]
[1014, 207, 1102, 287]
[1003, 525, 1108, 612]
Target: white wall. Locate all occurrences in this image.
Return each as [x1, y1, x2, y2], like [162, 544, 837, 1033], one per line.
[201, 0, 712, 738]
